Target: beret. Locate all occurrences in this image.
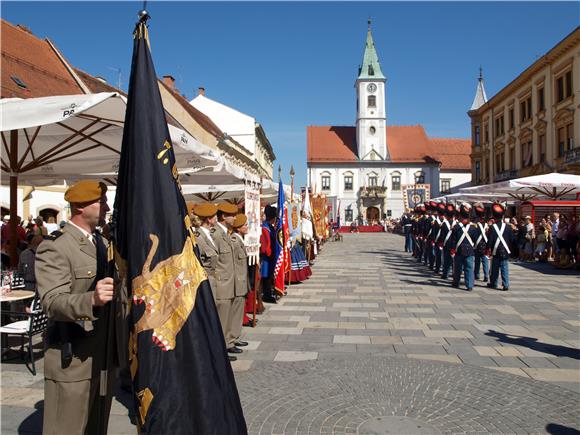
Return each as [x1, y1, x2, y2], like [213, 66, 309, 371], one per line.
[64, 180, 107, 204]
[193, 202, 217, 218]
[232, 213, 248, 228]
[217, 202, 239, 214]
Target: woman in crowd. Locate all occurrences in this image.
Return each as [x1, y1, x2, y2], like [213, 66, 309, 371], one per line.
[534, 222, 549, 262]
[522, 216, 535, 262]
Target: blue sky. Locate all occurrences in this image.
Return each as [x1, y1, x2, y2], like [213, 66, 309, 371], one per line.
[3, 1, 578, 188]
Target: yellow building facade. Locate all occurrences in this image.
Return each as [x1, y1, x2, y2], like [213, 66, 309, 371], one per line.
[469, 27, 580, 184]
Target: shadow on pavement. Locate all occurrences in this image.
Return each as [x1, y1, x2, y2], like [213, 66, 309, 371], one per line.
[512, 260, 580, 276]
[17, 400, 42, 434]
[546, 423, 580, 434]
[485, 330, 580, 360]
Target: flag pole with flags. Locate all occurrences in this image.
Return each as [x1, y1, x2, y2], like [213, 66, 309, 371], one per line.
[113, 11, 246, 433]
[273, 173, 286, 296]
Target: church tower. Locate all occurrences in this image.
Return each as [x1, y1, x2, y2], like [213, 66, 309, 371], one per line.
[356, 20, 388, 161]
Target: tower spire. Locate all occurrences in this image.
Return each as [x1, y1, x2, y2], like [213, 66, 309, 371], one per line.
[358, 20, 385, 80]
[470, 66, 488, 111]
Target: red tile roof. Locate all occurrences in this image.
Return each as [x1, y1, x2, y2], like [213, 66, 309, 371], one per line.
[307, 125, 441, 164]
[430, 138, 471, 170]
[1, 20, 83, 98]
[74, 68, 126, 96]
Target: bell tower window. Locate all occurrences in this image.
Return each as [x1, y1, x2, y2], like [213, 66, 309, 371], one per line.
[368, 95, 376, 108]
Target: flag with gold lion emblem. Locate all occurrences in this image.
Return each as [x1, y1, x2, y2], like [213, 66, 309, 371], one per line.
[113, 16, 246, 434]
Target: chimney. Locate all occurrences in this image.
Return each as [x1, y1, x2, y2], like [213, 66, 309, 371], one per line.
[16, 24, 33, 34]
[162, 75, 176, 90]
[95, 76, 108, 84]
[198, 87, 205, 96]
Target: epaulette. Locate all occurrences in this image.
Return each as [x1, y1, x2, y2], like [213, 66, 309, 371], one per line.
[209, 228, 216, 234]
[46, 230, 64, 240]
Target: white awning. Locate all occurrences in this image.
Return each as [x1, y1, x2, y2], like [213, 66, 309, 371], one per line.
[460, 173, 580, 200]
[0, 92, 230, 186]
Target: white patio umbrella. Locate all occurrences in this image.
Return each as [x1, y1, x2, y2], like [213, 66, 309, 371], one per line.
[460, 173, 580, 201]
[431, 192, 516, 204]
[0, 92, 231, 265]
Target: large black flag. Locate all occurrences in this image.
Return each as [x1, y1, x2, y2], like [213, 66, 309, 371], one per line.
[113, 15, 247, 434]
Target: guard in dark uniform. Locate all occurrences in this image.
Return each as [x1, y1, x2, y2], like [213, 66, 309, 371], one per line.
[402, 213, 413, 253]
[473, 202, 490, 283]
[450, 202, 479, 291]
[432, 202, 446, 274]
[35, 180, 128, 435]
[439, 203, 456, 280]
[486, 203, 514, 291]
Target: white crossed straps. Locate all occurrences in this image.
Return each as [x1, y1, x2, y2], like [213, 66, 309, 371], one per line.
[475, 223, 488, 246]
[492, 222, 511, 255]
[442, 220, 453, 246]
[455, 222, 474, 250]
[434, 217, 443, 242]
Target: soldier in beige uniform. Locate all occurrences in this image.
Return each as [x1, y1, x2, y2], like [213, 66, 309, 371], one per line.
[192, 203, 219, 302]
[211, 202, 240, 356]
[229, 214, 251, 350]
[35, 180, 127, 435]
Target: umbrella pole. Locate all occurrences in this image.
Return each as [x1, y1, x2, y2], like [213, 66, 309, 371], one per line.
[9, 130, 19, 269]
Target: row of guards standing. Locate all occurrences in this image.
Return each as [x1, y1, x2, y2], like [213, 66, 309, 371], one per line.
[403, 200, 514, 291]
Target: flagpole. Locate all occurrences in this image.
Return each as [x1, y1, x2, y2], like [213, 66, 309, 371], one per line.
[252, 177, 263, 327]
[288, 166, 295, 288]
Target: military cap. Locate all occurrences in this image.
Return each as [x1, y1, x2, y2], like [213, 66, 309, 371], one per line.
[474, 202, 486, 217]
[193, 202, 217, 218]
[217, 202, 239, 215]
[64, 180, 107, 204]
[232, 213, 248, 228]
[491, 202, 506, 219]
[264, 204, 277, 219]
[437, 202, 446, 214]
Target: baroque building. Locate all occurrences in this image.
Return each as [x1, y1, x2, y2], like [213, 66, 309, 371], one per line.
[468, 27, 580, 184]
[307, 22, 470, 224]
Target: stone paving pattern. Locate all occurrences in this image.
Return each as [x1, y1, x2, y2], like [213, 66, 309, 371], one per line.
[2, 233, 579, 434]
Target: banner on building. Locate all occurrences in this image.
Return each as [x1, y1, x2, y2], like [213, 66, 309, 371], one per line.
[402, 184, 430, 211]
[244, 178, 261, 265]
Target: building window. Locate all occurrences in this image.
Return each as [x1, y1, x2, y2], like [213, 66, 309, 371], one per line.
[414, 172, 425, 184]
[368, 95, 376, 108]
[386, 210, 392, 217]
[522, 141, 533, 168]
[484, 124, 489, 143]
[508, 147, 515, 170]
[509, 108, 514, 130]
[345, 209, 353, 222]
[392, 174, 401, 191]
[568, 123, 574, 149]
[475, 161, 481, 183]
[474, 125, 480, 146]
[368, 174, 378, 186]
[494, 116, 504, 137]
[369, 126, 376, 135]
[558, 127, 566, 157]
[538, 87, 545, 112]
[557, 70, 573, 103]
[441, 179, 451, 194]
[344, 175, 353, 191]
[538, 134, 546, 163]
[520, 96, 532, 123]
[321, 175, 331, 191]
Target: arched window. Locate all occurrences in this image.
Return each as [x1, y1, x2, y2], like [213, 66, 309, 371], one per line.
[368, 172, 378, 187]
[321, 172, 331, 191]
[343, 172, 353, 191]
[368, 95, 376, 108]
[391, 171, 401, 191]
[369, 126, 376, 135]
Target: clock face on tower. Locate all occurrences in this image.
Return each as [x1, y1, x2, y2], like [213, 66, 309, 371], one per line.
[367, 83, 377, 93]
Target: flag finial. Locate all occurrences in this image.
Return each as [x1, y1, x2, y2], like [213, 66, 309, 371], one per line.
[138, 8, 150, 23]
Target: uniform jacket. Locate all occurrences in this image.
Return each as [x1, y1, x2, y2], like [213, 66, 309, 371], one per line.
[210, 224, 235, 300]
[473, 219, 489, 253]
[450, 220, 479, 257]
[231, 233, 250, 297]
[195, 227, 218, 296]
[260, 222, 276, 278]
[35, 223, 128, 382]
[486, 222, 515, 259]
[438, 218, 454, 250]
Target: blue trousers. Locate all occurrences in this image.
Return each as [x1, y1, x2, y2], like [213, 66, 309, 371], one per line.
[434, 246, 442, 272]
[441, 248, 453, 278]
[490, 257, 510, 288]
[404, 232, 413, 252]
[424, 242, 434, 266]
[453, 254, 474, 289]
[474, 252, 489, 280]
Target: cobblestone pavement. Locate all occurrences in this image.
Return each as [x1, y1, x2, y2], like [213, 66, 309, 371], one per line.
[2, 233, 579, 434]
